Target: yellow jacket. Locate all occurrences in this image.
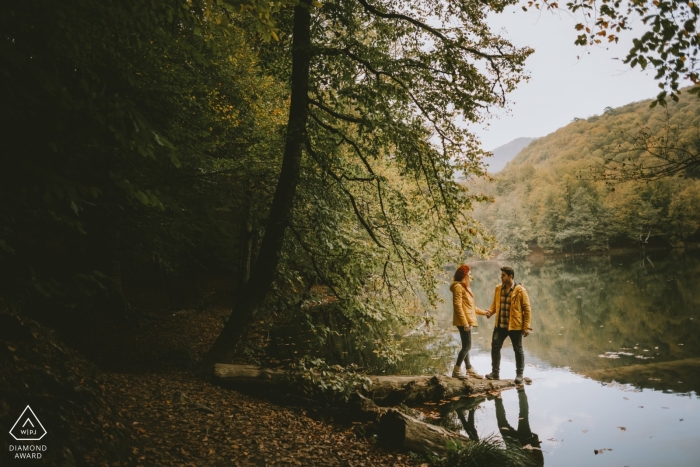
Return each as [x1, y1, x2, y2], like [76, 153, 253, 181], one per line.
[450, 281, 487, 328]
[489, 283, 532, 331]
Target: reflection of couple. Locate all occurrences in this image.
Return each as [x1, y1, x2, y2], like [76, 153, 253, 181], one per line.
[457, 389, 543, 465]
[450, 264, 532, 384]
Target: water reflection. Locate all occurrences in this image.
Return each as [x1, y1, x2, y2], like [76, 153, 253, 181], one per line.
[432, 388, 544, 465]
[445, 249, 700, 393]
[495, 389, 544, 466]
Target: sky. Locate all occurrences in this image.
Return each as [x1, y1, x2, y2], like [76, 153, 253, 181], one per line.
[474, 6, 669, 151]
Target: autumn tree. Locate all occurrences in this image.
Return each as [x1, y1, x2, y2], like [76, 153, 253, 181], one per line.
[200, 0, 534, 368]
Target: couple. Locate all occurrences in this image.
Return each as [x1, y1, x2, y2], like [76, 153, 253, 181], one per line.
[449, 264, 532, 385]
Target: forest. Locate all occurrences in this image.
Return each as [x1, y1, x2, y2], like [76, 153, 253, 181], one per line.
[2, 0, 700, 465]
[472, 91, 700, 257]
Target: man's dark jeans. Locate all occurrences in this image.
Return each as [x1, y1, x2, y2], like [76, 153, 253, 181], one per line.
[491, 327, 524, 375]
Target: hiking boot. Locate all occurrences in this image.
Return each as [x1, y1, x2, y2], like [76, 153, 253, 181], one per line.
[467, 368, 484, 379]
[514, 373, 524, 385]
[452, 365, 467, 379]
[485, 372, 500, 380]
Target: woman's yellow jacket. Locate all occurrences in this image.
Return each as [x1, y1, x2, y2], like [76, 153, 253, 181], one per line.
[450, 281, 488, 327]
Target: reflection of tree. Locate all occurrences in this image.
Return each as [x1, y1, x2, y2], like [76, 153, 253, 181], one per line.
[464, 252, 700, 392]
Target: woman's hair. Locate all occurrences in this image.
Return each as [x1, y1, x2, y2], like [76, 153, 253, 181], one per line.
[453, 264, 470, 282]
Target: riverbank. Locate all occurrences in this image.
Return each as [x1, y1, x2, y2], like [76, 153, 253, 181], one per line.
[0, 289, 430, 466]
[102, 370, 425, 467]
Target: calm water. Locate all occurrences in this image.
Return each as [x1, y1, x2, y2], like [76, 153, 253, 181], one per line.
[432, 249, 700, 467]
[270, 249, 700, 466]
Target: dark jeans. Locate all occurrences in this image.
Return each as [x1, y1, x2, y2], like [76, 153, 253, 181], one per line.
[491, 327, 524, 375]
[456, 326, 472, 369]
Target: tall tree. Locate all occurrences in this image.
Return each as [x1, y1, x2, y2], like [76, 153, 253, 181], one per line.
[200, 0, 533, 368]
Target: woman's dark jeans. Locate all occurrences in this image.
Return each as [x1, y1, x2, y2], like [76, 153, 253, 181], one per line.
[456, 326, 472, 369]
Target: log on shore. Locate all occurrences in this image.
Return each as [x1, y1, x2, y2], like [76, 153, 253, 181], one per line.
[214, 364, 516, 404]
[367, 374, 515, 405]
[379, 409, 470, 455]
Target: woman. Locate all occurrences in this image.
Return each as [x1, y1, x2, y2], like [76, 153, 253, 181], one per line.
[450, 264, 487, 379]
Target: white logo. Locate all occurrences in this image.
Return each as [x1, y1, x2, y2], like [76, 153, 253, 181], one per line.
[9, 406, 47, 441]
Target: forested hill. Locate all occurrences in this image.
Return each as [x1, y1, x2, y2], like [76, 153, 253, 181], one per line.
[486, 137, 537, 173]
[508, 93, 700, 169]
[472, 89, 700, 257]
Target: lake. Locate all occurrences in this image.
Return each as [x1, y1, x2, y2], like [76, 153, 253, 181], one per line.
[430, 249, 700, 467]
[270, 249, 700, 466]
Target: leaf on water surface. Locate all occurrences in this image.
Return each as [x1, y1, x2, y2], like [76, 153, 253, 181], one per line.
[582, 430, 588, 433]
[662, 407, 669, 409]
[617, 426, 626, 431]
[623, 397, 629, 400]
[594, 448, 613, 455]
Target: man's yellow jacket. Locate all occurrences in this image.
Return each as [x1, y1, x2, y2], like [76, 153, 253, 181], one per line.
[488, 283, 532, 331]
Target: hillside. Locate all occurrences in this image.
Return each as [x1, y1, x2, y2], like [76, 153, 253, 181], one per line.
[471, 89, 700, 257]
[485, 137, 537, 172]
[508, 93, 700, 169]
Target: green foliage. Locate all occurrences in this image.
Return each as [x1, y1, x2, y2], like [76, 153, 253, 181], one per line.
[0, 0, 288, 309]
[287, 357, 372, 404]
[439, 434, 538, 467]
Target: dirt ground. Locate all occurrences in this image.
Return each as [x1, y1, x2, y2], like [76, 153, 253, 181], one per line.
[2, 279, 426, 466]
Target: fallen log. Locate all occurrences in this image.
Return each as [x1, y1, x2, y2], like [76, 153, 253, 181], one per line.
[379, 408, 470, 455]
[214, 364, 516, 404]
[367, 374, 514, 405]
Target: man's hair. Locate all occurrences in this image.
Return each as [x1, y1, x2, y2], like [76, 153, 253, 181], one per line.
[500, 266, 515, 279]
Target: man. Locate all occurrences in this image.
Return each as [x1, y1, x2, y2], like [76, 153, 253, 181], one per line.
[485, 266, 532, 385]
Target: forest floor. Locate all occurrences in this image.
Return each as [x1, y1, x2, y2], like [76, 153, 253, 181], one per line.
[2, 277, 426, 467]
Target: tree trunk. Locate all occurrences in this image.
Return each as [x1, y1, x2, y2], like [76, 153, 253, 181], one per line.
[199, 1, 312, 372]
[213, 364, 517, 403]
[238, 188, 254, 289]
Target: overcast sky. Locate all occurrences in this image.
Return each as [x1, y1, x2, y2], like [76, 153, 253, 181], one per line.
[473, 6, 671, 151]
